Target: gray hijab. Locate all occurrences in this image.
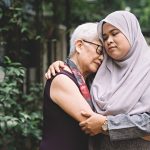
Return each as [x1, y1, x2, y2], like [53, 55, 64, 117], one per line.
[91, 11, 150, 115]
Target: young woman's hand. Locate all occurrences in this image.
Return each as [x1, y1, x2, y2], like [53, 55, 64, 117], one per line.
[45, 60, 65, 79]
[79, 111, 106, 136]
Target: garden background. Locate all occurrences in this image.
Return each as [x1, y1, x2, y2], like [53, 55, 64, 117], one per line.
[1, 0, 150, 149]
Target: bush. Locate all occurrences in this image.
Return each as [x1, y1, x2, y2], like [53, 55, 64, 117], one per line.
[0, 56, 43, 150]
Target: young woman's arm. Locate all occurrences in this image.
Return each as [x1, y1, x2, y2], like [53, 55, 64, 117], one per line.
[107, 113, 150, 141]
[80, 112, 150, 140]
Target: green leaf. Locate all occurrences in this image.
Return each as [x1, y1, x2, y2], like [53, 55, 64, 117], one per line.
[21, 27, 27, 33]
[35, 35, 41, 40]
[19, 112, 31, 120]
[6, 118, 18, 128]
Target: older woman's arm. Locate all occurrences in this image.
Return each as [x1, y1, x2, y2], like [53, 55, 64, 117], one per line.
[50, 73, 95, 122]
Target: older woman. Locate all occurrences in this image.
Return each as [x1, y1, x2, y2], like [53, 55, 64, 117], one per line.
[40, 22, 104, 150]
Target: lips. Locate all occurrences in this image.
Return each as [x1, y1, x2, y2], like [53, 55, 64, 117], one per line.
[94, 61, 101, 66]
[108, 46, 116, 51]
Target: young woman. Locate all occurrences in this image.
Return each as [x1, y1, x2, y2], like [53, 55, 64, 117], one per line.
[80, 10, 150, 150]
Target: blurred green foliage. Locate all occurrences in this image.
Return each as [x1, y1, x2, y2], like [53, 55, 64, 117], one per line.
[0, 57, 43, 150]
[1, 1, 150, 150]
[1, 0, 150, 63]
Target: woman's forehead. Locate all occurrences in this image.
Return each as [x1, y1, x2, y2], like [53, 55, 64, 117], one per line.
[102, 23, 119, 33]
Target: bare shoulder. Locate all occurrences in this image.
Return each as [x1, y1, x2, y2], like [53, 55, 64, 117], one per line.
[50, 73, 80, 102]
[50, 64, 73, 90]
[51, 73, 75, 89]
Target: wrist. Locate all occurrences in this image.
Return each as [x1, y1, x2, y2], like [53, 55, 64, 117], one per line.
[101, 117, 108, 133]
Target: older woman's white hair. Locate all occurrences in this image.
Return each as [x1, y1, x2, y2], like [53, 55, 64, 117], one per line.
[69, 23, 99, 57]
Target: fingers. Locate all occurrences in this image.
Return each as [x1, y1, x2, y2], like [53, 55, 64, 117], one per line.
[45, 61, 65, 79]
[50, 65, 57, 76]
[81, 126, 95, 136]
[52, 61, 60, 73]
[59, 61, 65, 68]
[81, 111, 91, 118]
[45, 70, 51, 79]
[81, 126, 87, 131]
[79, 120, 86, 127]
[45, 66, 55, 79]
[81, 125, 90, 134]
[53, 61, 65, 72]
[81, 126, 100, 136]
[50, 61, 65, 75]
[85, 130, 91, 135]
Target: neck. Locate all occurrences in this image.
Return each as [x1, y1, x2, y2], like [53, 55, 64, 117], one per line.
[70, 57, 89, 79]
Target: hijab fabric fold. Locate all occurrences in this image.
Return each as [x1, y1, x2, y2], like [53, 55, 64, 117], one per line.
[91, 11, 150, 115]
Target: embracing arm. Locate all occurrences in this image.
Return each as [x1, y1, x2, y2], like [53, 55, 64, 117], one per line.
[107, 113, 150, 141]
[50, 74, 94, 122]
[45, 60, 65, 79]
[80, 112, 150, 140]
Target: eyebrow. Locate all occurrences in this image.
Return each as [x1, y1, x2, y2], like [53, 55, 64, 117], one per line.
[102, 29, 119, 37]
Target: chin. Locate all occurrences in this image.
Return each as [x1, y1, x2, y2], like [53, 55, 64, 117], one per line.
[90, 67, 98, 73]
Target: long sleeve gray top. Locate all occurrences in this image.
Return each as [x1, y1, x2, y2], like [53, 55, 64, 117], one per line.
[90, 113, 150, 150]
[108, 112, 150, 140]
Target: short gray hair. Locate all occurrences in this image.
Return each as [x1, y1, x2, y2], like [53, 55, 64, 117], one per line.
[69, 22, 99, 57]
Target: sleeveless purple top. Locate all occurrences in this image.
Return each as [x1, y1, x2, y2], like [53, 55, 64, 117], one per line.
[40, 70, 88, 150]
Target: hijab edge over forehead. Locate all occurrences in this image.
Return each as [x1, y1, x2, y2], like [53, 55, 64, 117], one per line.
[98, 11, 136, 46]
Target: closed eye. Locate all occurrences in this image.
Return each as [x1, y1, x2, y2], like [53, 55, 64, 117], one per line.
[102, 34, 108, 41]
[112, 30, 120, 36]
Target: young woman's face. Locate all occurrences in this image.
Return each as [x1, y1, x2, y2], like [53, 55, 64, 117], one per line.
[102, 23, 131, 60]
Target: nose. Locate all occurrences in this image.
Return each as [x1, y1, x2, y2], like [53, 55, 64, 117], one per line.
[98, 54, 103, 61]
[107, 36, 113, 45]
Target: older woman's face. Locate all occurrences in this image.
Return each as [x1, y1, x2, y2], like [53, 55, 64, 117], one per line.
[102, 23, 131, 60]
[79, 39, 103, 74]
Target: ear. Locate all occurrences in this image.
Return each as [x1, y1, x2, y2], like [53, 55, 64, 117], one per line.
[75, 40, 83, 53]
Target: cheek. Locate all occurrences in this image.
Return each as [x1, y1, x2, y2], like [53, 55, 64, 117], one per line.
[87, 51, 96, 59]
[104, 42, 108, 50]
[120, 34, 131, 49]
[122, 40, 130, 55]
